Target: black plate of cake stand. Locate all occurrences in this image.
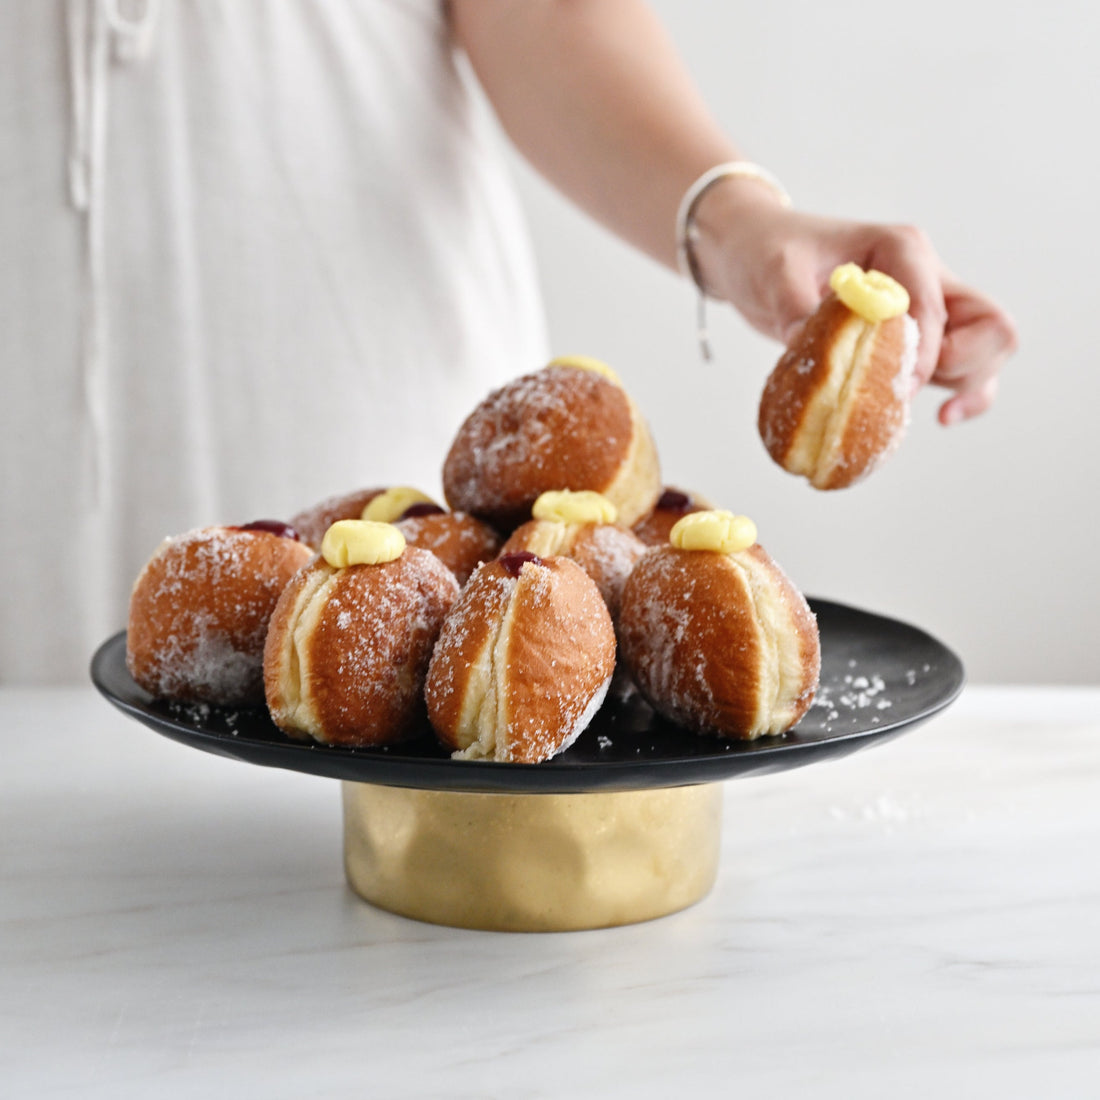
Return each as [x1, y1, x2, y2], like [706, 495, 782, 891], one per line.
[91, 597, 964, 795]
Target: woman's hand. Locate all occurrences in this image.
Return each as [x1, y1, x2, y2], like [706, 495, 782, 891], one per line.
[453, 1, 1017, 423]
[690, 180, 1019, 424]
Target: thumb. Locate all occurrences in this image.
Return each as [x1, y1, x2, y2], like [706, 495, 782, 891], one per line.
[774, 261, 823, 344]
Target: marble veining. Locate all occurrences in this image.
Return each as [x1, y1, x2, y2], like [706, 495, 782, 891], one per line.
[2, 686, 1099, 1098]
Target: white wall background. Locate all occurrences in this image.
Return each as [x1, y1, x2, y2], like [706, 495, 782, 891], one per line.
[507, 0, 1099, 684]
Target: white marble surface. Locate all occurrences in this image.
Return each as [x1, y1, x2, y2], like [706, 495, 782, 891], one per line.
[3, 685, 1099, 1098]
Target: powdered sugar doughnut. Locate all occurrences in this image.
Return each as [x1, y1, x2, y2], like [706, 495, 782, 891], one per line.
[425, 553, 616, 763]
[289, 487, 387, 549]
[500, 516, 646, 623]
[393, 504, 501, 586]
[126, 523, 313, 706]
[618, 536, 819, 739]
[758, 290, 919, 490]
[264, 542, 458, 746]
[442, 362, 661, 531]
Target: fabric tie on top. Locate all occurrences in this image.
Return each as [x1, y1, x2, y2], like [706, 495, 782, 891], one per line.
[65, 0, 161, 504]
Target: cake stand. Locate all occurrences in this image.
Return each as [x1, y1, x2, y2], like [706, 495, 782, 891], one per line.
[91, 598, 963, 932]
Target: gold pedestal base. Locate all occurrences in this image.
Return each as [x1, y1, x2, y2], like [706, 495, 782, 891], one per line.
[341, 782, 722, 932]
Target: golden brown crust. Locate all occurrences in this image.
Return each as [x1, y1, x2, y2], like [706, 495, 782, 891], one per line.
[822, 315, 913, 489]
[420, 560, 515, 743]
[758, 296, 851, 476]
[289, 487, 387, 549]
[126, 527, 313, 705]
[758, 294, 916, 490]
[441, 366, 661, 530]
[618, 544, 819, 739]
[500, 520, 646, 622]
[263, 546, 459, 746]
[425, 556, 616, 763]
[395, 511, 501, 586]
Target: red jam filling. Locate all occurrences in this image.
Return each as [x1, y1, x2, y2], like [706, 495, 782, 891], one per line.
[235, 520, 301, 541]
[400, 502, 447, 519]
[498, 551, 544, 577]
[656, 489, 692, 513]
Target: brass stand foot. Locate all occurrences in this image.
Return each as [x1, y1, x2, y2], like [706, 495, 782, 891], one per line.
[342, 782, 722, 932]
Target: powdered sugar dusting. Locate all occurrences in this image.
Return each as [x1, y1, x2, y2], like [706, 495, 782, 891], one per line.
[395, 512, 501, 586]
[128, 527, 310, 705]
[442, 367, 627, 517]
[810, 658, 924, 732]
[556, 673, 612, 755]
[895, 314, 921, 404]
[619, 550, 705, 718]
[289, 488, 384, 549]
[280, 549, 459, 744]
[618, 546, 818, 739]
[433, 558, 616, 763]
[572, 524, 647, 621]
[430, 566, 517, 680]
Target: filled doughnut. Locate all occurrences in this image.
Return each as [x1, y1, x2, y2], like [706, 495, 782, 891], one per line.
[618, 510, 820, 739]
[362, 486, 501, 586]
[499, 490, 646, 623]
[425, 552, 616, 763]
[442, 356, 661, 532]
[289, 487, 387, 549]
[263, 521, 459, 746]
[632, 486, 713, 548]
[758, 264, 920, 490]
[126, 521, 313, 706]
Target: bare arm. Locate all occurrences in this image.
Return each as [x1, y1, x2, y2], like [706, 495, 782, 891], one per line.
[450, 0, 746, 269]
[451, 0, 1017, 423]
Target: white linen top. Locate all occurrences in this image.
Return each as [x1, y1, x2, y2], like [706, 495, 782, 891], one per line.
[0, 0, 548, 684]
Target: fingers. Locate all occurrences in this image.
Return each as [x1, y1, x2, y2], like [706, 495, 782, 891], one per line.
[939, 277, 1020, 371]
[775, 255, 822, 344]
[938, 375, 999, 425]
[932, 276, 1018, 423]
[862, 225, 947, 389]
[753, 218, 837, 344]
[733, 244, 821, 345]
[731, 215, 825, 344]
[857, 235, 1016, 423]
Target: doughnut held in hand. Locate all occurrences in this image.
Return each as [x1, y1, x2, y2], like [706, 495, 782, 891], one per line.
[425, 553, 616, 763]
[126, 523, 313, 706]
[758, 265, 919, 490]
[618, 511, 820, 739]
